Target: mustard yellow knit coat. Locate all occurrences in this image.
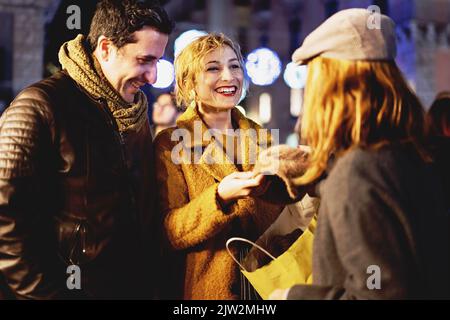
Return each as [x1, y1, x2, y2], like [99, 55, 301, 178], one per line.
[154, 106, 283, 300]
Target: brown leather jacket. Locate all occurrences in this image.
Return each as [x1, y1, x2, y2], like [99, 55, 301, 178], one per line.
[0, 71, 157, 299]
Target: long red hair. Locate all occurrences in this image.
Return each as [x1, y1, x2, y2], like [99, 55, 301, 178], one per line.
[297, 57, 428, 184]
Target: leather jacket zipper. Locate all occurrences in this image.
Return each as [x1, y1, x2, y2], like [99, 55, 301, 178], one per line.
[95, 98, 139, 228]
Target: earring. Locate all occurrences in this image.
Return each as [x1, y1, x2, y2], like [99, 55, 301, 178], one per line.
[189, 89, 196, 101]
[189, 90, 197, 109]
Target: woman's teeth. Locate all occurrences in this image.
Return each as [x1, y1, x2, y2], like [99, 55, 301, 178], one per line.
[216, 87, 237, 94]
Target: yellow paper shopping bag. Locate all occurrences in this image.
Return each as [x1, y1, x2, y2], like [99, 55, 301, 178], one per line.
[226, 217, 316, 300]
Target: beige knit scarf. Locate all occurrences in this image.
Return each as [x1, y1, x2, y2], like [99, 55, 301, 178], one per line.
[58, 34, 148, 133]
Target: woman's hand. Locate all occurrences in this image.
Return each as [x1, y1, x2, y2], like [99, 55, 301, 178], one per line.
[268, 288, 290, 300]
[217, 172, 270, 206]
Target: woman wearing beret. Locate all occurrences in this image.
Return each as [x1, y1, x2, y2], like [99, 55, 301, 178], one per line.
[270, 9, 449, 299]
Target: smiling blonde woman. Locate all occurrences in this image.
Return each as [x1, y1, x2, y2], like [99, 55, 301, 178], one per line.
[154, 33, 284, 300]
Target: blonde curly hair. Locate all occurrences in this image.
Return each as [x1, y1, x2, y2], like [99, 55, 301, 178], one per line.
[174, 33, 247, 109]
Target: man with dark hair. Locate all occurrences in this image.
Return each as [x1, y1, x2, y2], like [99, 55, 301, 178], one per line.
[0, 0, 173, 299]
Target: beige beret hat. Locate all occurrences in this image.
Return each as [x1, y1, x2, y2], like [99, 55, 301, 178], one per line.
[292, 8, 397, 65]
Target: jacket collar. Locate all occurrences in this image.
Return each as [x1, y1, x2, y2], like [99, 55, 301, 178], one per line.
[175, 106, 271, 180]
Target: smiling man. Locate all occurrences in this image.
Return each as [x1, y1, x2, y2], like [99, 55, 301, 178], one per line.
[0, 0, 173, 299]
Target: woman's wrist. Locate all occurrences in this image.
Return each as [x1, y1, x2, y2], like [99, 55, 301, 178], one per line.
[217, 190, 230, 207]
[216, 185, 235, 210]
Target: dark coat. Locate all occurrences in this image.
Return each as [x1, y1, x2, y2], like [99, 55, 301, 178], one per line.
[287, 144, 450, 299]
[429, 136, 450, 211]
[0, 71, 157, 299]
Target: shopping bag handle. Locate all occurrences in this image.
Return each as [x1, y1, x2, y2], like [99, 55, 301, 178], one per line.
[226, 237, 277, 272]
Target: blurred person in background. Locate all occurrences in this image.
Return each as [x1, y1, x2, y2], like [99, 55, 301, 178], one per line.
[428, 92, 450, 211]
[151, 92, 180, 138]
[428, 92, 450, 138]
